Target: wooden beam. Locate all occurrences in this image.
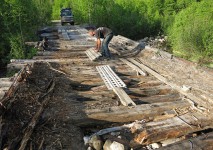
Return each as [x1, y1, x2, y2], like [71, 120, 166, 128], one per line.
[113, 87, 136, 106]
[157, 131, 213, 150]
[127, 58, 209, 109]
[70, 101, 190, 126]
[120, 58, 147, 76]
[130, 111, 213, 147]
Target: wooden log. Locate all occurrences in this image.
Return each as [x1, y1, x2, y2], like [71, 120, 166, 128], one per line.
[127, 85, 175, 96]
[136, 93, 181, 104]
[1, 64, 31, 113]
[10, 59, 75, 63]
[130, 111, 213, 147]
[0, 91, 5, 100]
[37, 51, 85, 56]
[70, 101, 190, 126]
[127, 58, 209, 109]
[0, 78, 12, 82]
[113, 87, 136, 106]
[7, 63, 26, 71]
[76, 90, 180, 104]
[157, 131, 213, 150]
[0, 81, 12, 87]
[25, 42, 38, 46]
[109, 35, 144, 57]
[120, 58, 147, 76]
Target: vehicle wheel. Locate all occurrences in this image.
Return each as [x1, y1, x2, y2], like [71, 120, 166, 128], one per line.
[61, 22, 64, 26]
[70, 22, 74, 25]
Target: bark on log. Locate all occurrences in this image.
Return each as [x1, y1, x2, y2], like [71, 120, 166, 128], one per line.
[130, 111, 213, 147]
[157, 131, 213, 150]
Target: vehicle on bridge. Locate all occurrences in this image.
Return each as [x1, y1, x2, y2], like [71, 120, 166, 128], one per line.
[60, 8, 74, 26]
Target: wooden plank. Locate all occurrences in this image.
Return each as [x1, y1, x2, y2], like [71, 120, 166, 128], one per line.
[157, 131, 213, 150]
[0, 91, 5, 100]
[127, 58, 209, 108]
[0, 81, 13, 88]
[70, 101, 190, 126]
[130, 111, 213, 147]
[113, 87, 136, 106]
[145, 46, 173, 59]
[120, 58, 147, 76]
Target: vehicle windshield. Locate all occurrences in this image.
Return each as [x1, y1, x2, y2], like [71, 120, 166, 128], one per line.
[61, 11, 72, 16]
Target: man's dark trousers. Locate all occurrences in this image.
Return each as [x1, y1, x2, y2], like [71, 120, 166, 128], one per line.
[101, 33, 113, 58]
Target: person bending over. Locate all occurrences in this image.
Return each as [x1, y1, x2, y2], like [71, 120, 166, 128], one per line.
[89, 27, 113, 59]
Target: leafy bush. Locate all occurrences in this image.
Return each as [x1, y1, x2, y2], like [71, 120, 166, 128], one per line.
[168, 0, 213, 63]
[0, 0, 52, 67]
[9, 34, 25, 59]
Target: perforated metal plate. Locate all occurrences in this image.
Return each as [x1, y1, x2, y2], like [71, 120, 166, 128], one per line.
[96, 65, 126, 90]
[85, 49, 102, 61]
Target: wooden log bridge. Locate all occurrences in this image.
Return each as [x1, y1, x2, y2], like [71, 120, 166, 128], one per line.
[1, 24, 212, 150]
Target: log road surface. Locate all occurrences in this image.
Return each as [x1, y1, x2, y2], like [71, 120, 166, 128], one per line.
[0, 22, 213, 150]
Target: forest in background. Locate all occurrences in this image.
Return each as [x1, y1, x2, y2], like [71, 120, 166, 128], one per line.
[0, 0, 212, 69]
[0, 0, 52, 68]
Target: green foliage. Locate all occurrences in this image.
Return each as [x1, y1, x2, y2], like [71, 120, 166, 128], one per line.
[0, 0, 52, 68]
[9, 34, 25, 59]
[52, 0, 72, 19]
[0, 0, 211, 68]
[168, 0, 213, 63]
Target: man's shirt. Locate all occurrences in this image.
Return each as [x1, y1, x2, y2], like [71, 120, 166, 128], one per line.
[95, 27, 112, 39]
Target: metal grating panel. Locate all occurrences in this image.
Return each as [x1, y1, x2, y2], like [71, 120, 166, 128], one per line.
[96, 65, 126, 90]
[85, 49, 102, 61]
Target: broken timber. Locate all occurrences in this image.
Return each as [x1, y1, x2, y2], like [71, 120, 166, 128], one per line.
[130, 111, 213, 147]
[70, 101, 190, 126]
[157, 131, 213, 150]
[109, 35, 144, 57]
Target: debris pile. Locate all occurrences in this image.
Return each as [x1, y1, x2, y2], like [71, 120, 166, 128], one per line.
[138, 35, 169, 52]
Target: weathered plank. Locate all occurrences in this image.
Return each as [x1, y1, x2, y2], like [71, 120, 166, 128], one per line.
[158, 131, 213, 150]
[113, 87, 136, 106]
[120, 58, 147, 76]
[130, 111, 213, 147]
[127, 58, 209, 108]
[109, 35, 144, 56]
[0, 81, 13, 88]
[145, 46, 173, 59]
[70, 101, 190, 126]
